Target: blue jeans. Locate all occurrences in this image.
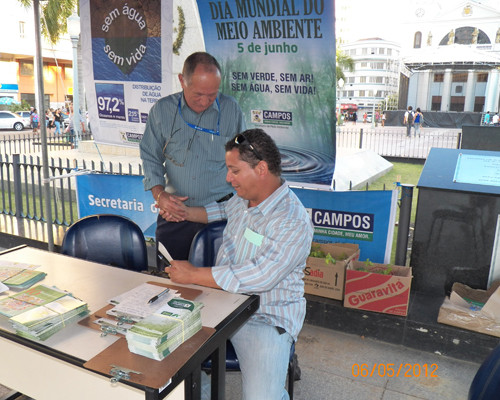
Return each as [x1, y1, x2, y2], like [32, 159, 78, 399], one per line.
[202, 320, 293, 399]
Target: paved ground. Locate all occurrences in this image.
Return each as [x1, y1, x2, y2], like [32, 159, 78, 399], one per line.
[0, 323, 481, 400]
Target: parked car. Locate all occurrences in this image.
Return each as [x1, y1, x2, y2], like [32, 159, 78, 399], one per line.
[15, 110, 32, 127]
[0, 111, 26, 131]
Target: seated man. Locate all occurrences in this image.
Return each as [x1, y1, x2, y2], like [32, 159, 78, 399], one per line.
[165, 128, 313, 399]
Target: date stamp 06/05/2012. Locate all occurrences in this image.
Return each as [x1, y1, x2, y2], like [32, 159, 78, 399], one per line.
[352, 363, 439, 378]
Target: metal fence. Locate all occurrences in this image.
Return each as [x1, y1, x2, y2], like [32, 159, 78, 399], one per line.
[0, 127, 461, 227]
[336, 126, 461, 159]
[0, 132, 93, 155]
[0, 132, 143, 227]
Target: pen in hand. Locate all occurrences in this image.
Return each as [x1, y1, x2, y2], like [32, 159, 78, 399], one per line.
[148, 288, 170, 304]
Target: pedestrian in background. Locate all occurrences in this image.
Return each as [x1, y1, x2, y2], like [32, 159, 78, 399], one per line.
[31, 108, 39, 135]
[404, 106, 414, 137]
[414, 108, 424, 137]
[484, 111, 491, 125]
[54, 109, 62, 135]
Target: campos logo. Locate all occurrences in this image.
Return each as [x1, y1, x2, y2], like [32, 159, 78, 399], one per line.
[251, 109, 292, 126]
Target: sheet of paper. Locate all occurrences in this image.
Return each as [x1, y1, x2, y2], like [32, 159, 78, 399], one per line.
[107, 283, 179, 320]
[158, 242, 173, 262]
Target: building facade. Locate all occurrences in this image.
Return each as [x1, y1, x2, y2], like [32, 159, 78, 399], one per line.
[403, 1, 500, 113]
[338, 38, 404, 117]
[0, 0, 74, 109]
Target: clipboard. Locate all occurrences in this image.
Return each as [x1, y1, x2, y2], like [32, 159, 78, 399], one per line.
[78, 282, 202, 335]
[83, 326, 215, 389]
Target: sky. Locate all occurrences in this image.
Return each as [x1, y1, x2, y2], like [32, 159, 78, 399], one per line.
[336, 0, 406, 44]
[336, 0, 497, 44]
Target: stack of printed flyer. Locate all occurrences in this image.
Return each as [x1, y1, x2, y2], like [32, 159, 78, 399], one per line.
[0, 284, 88, 341]
[125, 297, 204, 361]
[0, 260, 47, 291]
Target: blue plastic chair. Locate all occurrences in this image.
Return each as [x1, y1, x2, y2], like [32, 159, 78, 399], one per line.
[61, 214, 148, 272]
[469, 343, 500, 400]
[188, 220, 298, 398]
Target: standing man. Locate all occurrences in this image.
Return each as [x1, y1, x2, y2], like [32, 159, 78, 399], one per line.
[404, 106, 414, 137]
[166, 129, 313, 400]
[140, 52, 245, 262]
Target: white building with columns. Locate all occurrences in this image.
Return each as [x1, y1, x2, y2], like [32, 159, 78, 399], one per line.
[403, 1, 500, 113]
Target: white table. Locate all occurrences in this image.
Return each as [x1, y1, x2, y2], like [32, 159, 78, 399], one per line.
[0, 246, 259, 400]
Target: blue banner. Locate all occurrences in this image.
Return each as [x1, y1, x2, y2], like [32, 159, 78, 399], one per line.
[76, 174, 158, 239]
[292, 187, 398, 263]
[76, 174, 396, 262]
[196, 0, 336, 187]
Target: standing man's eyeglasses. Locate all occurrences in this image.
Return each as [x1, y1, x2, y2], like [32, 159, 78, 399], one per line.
[234, 134, 263, 160]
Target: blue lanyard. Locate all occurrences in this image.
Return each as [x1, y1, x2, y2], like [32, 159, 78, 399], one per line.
[177, 96, 220, 136]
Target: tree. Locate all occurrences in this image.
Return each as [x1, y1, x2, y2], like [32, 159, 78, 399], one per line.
[18, 0, 77, 44]
[336, 49, 355, 83]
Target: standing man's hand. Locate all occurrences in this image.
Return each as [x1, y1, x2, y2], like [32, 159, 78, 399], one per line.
[152, 186, 188, 222]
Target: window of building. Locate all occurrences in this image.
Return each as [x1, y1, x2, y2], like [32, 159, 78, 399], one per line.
[359, 90, 365, 97]
[474, 96, 485, 112]
[350, 49, 356, 56]
[455, 85, 463, 94]
[347, 90, 354, 98]
[414, 32, 422, 48]
[19, 61, 34, 76]
[452, 73, 467, 82]
[359, 76, 366, 83]
[379, 48, 385, 55]
[362, 48, 367, 55]
[434, 73, 444, 82]
[477, 73, 488, 82]
[431, 96, 442, 111]
[19, 21, 25, 39]
[347, 77, 355, 83]
[360, 62, 367, 68]
[450, 96, 465, 112]
[387, 49, 392, 56]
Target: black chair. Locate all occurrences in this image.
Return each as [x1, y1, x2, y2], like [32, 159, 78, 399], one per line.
[188, 220, 299, 398]
[61, 214, 148, 272]
[469, 343, 500, 400]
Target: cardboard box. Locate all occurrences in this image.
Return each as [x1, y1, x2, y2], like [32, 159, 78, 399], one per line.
[303, 242, 360, 300]
[344, 261, 412, 316]
[437, 282, 500, 337]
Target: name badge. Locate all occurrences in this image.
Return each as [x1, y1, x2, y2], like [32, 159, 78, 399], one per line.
[244, 227, 263, 246]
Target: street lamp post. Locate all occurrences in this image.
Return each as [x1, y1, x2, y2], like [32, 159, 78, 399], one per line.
[67, 13, 81, 148]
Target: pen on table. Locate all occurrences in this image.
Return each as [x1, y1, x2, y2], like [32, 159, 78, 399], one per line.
[148, 288, 170, 304]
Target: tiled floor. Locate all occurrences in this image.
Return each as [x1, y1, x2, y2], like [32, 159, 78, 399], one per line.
[222, 323, 480, 400]
[0, 322, 481, 400]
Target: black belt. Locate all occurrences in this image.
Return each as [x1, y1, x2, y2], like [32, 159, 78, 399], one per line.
[216, 193, 234, 203]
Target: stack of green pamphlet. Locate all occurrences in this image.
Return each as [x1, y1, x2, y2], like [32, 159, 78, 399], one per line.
[126, 298, 203, 361]
[0, 284, 88, 341]
[0, 262, 46, 290]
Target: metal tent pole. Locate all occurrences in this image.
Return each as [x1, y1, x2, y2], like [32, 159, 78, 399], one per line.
[33, 0, 54, 252]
